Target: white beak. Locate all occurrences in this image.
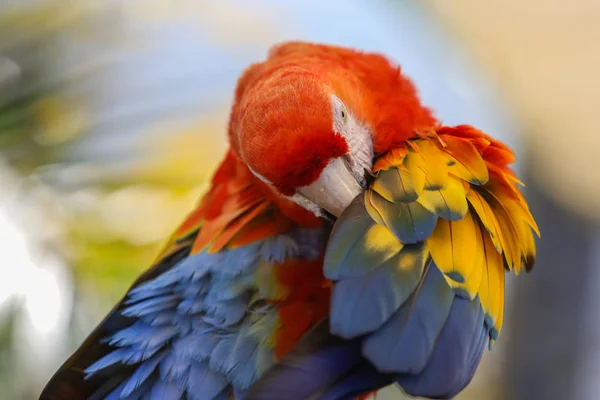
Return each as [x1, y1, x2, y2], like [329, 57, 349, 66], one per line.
[297, 157, 363, 217]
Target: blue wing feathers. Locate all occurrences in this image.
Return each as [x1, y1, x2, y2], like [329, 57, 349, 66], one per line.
[121, 350, 168, 397]
[85, 349, 131, 375]
[209, 334, 238, 375]
[203, 296, 250, 328]
[318, 364, 393, 400]
[330, 272, 394, 338]
[251, 258, 490, 400]
[323, 195, 375, 281]
[207, 327, 274, 388]
[226, 333, 265, 388]
[103, 381, 128, 400]
[451, 308, 488, 397]
[107, 322, 178, 348]
[159, 353, 191, 383]
[260, 235, 299, 262]
[140, 311, 176, 327]
[186, 362, 229, 400]
[122, 295, 180, 318]
[72, 227, 325, 400]
[176, 298, 204, 315]
[323, 195, 493, 399]
[206, 274, 254, 301]
[362, 264, 454, 374]
[246, 325, 392, 400]
[176, 279, 206, 298]
[396, 296, 487, 398]
[246, 323, 366, 399]
[149, 380, 183, 400]
[329, 244, 425, 338]
[125, 286, 174, 305]
[42, 201, 494, 400]
[171, 329, 217, 362]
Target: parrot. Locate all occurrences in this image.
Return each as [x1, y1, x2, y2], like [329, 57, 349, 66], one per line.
[40, 41, 539, 400]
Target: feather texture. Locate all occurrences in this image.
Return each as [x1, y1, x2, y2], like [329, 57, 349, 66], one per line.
[362, 265, 454, 374]
[368, 130, 535, 337]
[41, 41, 539, 400]
[74, 220, 328, 400]
[365, 190, 438, 244]
[39, 151, 331, 400]
[329, 241, 426, 338]
[396, 296, 486, 399]
[324, 125, 538, 398]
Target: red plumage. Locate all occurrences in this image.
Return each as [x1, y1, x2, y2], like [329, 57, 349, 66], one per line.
[228, 41, 437, 196]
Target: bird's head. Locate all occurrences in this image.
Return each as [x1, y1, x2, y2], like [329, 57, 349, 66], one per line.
[231, 66, 433, 218]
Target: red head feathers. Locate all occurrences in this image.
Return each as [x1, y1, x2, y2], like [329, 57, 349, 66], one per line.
[228, 41, 437, 199]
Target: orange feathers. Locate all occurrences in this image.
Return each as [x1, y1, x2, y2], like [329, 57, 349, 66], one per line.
[157, 150, 321, 260]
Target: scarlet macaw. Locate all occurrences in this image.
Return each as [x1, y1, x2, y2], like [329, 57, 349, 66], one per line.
[40, 41, 538, 400]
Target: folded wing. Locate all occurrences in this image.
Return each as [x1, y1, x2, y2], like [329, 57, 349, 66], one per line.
[323, 125, 539, 397]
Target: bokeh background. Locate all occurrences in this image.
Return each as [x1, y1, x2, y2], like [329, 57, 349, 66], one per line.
[0, 1, 597, 399]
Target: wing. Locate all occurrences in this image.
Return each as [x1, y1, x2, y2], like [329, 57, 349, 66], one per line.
[39, 151, 331, 400]
[323, 125, 539, 398]
[241, 126, 538, 400]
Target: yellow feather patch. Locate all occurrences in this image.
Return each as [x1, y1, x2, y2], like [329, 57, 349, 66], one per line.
[426, 212, 480, 298]
[364, 189, 387, 227]
[371, 166, 424, 203]
[360, 224, 405, 255]
[515, 216, 537, 272]
[494, 192, 538, 273]
[396, 242, 429, 273]
[494, 268, 505, 339]
[463, 222, 485, 300]
[410, 139, 449, 190]
[479, 228, 504, 334]
[466, 189, 503, 252]
[495, 208, 521, 271]
[486, 167, 539, 237]
[506, 192, 539, 237]
[417, 176, 469, 221]
[477, 246, 490, 324]
[344, 223, 405, 274]
[365, 190, 437, 244]
[363, 130, 539, 341]
[484, 190, 522, 271]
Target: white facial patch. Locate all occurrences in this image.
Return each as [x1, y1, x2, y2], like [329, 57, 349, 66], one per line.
[330, 95, 373, 184]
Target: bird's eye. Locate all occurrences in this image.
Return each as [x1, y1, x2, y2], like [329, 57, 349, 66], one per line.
[341, 108, 347, 123]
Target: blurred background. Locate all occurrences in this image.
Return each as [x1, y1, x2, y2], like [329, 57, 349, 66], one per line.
[0, 0, 597, 399]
